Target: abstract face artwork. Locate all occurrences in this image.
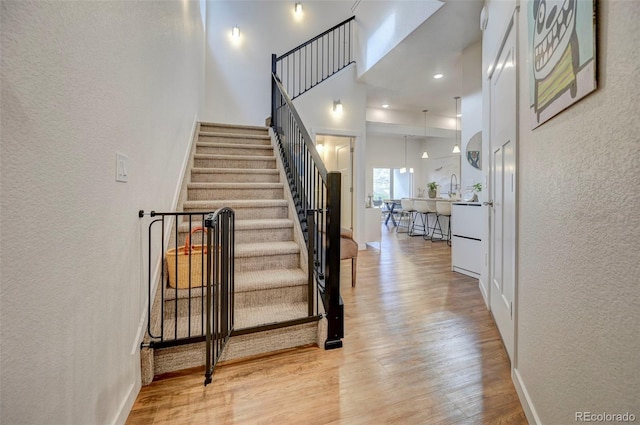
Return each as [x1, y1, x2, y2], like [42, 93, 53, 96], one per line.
[528, 0, 596, 128]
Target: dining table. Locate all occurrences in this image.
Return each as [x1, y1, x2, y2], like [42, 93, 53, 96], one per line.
[382, 198, 459, 227]
[382, 199, 401, 226]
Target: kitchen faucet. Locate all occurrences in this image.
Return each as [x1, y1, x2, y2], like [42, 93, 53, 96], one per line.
[449, 173, 458, 198]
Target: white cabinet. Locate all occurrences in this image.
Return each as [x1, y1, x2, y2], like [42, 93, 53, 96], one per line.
[364, 207, 382, 249]
[451, 202, 482, 278]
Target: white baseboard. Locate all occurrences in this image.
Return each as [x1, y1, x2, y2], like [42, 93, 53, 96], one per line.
[170, 114, 199, 212]
[513, 367, 542, 425]
[479, 278, 489, 308]
[131, 114, 199, 354]
[453, 266, 480, 279]
[112, 378, 140, 425]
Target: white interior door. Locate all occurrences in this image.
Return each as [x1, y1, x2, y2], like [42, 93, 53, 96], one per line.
[489, 20, 517, 363]
[336, 142, 353, 229]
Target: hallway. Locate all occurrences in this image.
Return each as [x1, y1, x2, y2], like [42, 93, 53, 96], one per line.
[127, 227, 527, 424]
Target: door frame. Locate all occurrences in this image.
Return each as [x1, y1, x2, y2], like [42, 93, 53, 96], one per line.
[310, 128, 362, 240]
[485, 7, 520, 368]
[335, 142, 354, 229]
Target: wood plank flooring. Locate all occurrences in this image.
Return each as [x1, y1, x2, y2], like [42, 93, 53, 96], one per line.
[127, 226, 527, 424]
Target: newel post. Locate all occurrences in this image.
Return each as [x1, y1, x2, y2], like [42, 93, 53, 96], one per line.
[324, 171, 343, 349]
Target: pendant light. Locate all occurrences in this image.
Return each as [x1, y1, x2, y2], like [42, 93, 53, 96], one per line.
[421, 109, 429, 159]
[400, 135, 407, 174]
[400, 135, 414, 173]
[452, 97, 461, 154]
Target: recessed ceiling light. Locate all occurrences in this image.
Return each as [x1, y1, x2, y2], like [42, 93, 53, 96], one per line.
[433, 73, 443, 79]
[457, 113, 462, 117]
[382, 104, 389, 109]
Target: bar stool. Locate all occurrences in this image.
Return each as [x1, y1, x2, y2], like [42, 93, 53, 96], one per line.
[432, 201, 452, 246]
[411, 199, 435, 237]
[424, 200, 438, 240]
[396, 198, 415, 233]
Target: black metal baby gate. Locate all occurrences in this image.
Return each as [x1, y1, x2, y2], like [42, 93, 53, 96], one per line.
[139, 209, 235, 385]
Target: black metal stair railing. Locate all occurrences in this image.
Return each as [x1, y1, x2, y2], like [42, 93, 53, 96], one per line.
[272, 16, 355, 100]
[270, 74, 344, 349]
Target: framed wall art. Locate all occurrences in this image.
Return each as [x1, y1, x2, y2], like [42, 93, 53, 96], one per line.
[528, 0, 597, 128]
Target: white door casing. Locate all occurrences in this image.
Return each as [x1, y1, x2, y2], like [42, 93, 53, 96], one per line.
[336, 141, 354, 230]
[488, 15, 518, 364]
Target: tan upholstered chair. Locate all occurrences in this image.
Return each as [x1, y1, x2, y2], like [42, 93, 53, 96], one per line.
[340, 228, 358, 287]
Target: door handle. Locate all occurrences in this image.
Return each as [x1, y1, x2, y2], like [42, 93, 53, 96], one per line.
[483, 200, 494, 207]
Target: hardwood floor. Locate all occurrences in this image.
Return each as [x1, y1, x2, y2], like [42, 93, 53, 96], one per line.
[127, 226, 527, 424]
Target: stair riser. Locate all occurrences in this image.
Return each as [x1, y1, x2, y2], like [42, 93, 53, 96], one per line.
[235, 227, 293, 244]
[196, 145, 274, 156]
[190, 172, 280, 183]
[183, 205, 288, 220]
[150, 321, 318, 379]
[188, 187, 284, 201]
[236, 253, 300, 272]
[220, 322, 318, 362]
[200, 125, 268, 136]
[194, 157, 276, 169]
[152, 340, 205, 377]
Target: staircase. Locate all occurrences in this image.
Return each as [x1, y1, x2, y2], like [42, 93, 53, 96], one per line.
[143, 123, 324, 383]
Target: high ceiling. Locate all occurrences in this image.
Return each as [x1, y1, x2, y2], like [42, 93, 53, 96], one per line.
[359, 0, 484, 118]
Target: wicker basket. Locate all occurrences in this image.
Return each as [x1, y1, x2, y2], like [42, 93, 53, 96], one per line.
[165, 227, 207, 289]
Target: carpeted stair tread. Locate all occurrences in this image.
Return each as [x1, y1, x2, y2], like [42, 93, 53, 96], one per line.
[198, 131, 269, 139]
[159, 315, 205, 340]
[199, 122, 268, 132]
[183, 199, 288, 208]
[195, 153, 274, 159]
[159, 301, 309, 336]
[190, 168, 280, 183]
[161, 268, 306, 302]
[178, 218, 293, 233]
[235, 268, 307, 292]
[191, 167, 278, 175]
[235, 241, 299, 257]
[196, 141, 273, 150]
[235, 218, 293, 230]
[234, 302, 309, 329]
[187, 182, 284, 190]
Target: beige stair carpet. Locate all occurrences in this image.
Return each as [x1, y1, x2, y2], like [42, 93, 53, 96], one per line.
[145, 122, 321, 382]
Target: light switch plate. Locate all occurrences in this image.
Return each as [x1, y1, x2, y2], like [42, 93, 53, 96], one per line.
[116, 152, 128, 183]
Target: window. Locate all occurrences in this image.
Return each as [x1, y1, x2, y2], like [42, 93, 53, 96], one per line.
[373, 168, 413, 202]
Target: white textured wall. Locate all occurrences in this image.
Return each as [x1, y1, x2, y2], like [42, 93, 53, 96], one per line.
[203, 0, 353, 126]
[295, 66, 368, 245]
[423, 137, 461, 196]
[366, 106, 453, 130]
[460, 40, 482, 192]
[0, 2, 204, 424]
[483, 0, 640, 423]
[366, 134, 426, 200]
[354, 0, 443, 75]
